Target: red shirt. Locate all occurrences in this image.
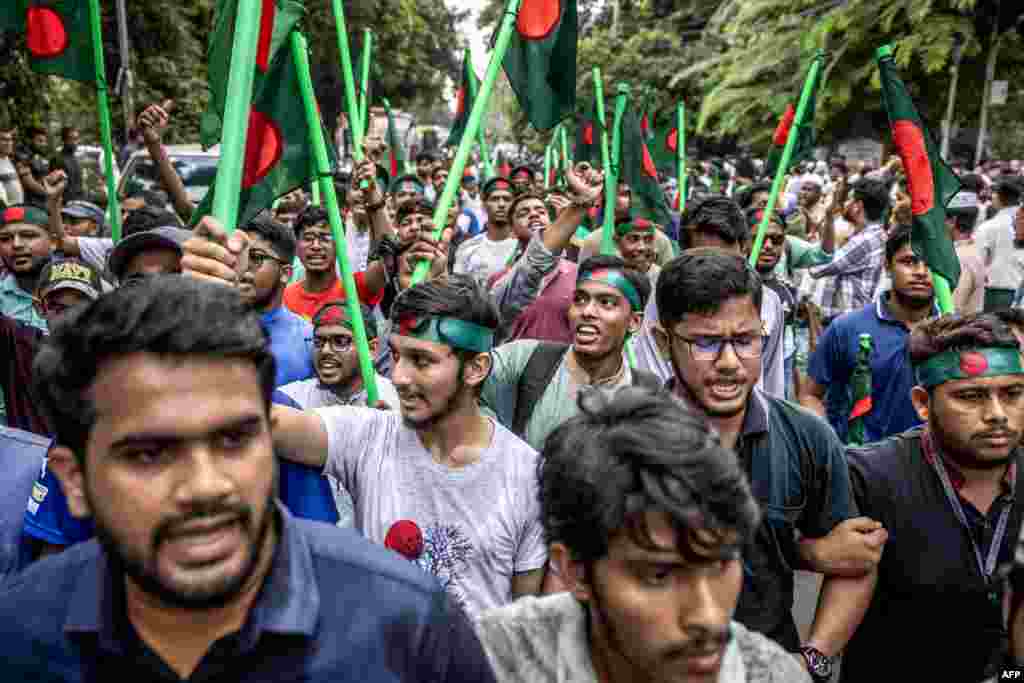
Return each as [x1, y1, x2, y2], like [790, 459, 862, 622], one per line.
[283, 273, 383, 321]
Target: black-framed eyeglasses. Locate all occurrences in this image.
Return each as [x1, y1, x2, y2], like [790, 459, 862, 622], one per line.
[246, 250, 285, 270]
[669, 326, 768, 361]
[312, 334, 354, 351]
[299, 232, 333, 246]
[762, 234, 786, 247]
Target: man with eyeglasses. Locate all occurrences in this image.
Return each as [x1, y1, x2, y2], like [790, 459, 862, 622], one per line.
[283, 205, 386, 321]
[274, 302, 400, 527]
[652, 248, 887, 681]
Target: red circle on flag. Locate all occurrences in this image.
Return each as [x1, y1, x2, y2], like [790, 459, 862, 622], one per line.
[960, 352, 988, 377]
[642, 144, 658, 179]
[666, 128, 678, 153]
[582, 123, 594, 146]
[385, 520, 424, 560]
[892, 120, 935, 215]
[517, 0, 561, 40]
[242, 109, 283, 189]
[26, 7, 68, 59]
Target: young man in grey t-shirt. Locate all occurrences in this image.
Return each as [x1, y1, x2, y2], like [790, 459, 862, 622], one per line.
[272, 275, 548, 615]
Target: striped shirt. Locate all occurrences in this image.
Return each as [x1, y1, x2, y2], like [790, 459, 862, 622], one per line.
[807, 223, 886, 320]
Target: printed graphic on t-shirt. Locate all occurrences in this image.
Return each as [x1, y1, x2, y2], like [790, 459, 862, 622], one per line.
[385, 519, 475, 609]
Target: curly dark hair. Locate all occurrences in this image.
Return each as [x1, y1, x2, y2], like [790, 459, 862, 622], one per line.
[539, 383, 760, 566]
[908, 312, 1020, 364]
[292, 206, 328, 241]
[390, 273, 500, 340]
[32, 276, 275, 462]
[241, 214, 296, 264]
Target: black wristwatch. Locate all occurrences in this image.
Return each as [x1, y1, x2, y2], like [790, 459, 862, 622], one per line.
[800, 645, 833, 682]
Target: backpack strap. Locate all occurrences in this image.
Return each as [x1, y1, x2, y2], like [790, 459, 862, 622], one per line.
[512, 343, 570, 439]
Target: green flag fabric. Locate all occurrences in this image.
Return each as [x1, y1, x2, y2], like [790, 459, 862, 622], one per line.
[650, 120, 680, 173]
[763, 63, 819, 179]
[574, 97, 603, 165]
[383, 100, 405, 179]
[446, 49, 480, 148]
[619, 104, 671, 228]
[5, 1, 98, 83]
[200, 0, 304, 150]
[1, 0, 26, 33]
[503, 0, 577, 131]
[878, 49, 961, 288]
[193, 35, 335, 229]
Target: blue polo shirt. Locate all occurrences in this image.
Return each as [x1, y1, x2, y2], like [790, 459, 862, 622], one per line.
[0, 426, 50, 581]
[808, 293, 924, 444]
[0, 503, 497, 681]
[260, 305, 315, 387]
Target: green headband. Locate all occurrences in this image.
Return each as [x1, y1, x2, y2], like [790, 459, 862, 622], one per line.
[578, 268, 643, 312]
[396, 315, 495, 353]
[614, 218, 656, 238]
[915, 347, 1024, 388]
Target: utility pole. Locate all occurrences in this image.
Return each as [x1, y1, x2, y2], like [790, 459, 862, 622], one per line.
[974, 0, 1003, 167]
[114, 0, 134, 141]
[940, 33, 963, 161]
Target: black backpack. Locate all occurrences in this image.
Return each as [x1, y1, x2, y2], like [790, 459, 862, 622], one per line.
[511, 342, 661, 439]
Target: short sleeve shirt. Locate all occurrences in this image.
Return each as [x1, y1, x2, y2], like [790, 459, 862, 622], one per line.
[452, 234, 519, 285]
[317, 407, 548, 616]
[283, 273, 383, 321]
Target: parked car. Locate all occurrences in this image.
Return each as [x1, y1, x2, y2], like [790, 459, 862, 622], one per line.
[117, 144, 219, 206]
[74, 145, 120, 200]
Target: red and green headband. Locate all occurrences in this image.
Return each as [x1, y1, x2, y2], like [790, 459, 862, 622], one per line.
[396, 315, 495, 353]
[1, 205, 49, 228]
[614, 217, 656, 238]
[577, 268, 642, 312]
[915, 347, 1024, 388]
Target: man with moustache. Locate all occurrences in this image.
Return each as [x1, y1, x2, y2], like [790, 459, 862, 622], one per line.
[0, 276, 497, 681]
[475, 384, 810, 683]
[267, 275, 548, 616]
[0, 205, 55, 331]
[453, 177, 519, 285]
[843, 313, 1024, 683]
[484, 254, 653, 451]
[804, 225, 934, 443]
[652, 249, 885, 682]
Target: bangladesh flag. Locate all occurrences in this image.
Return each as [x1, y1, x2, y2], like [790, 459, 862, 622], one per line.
[200, 0, 305, 149]
[575, 97, 603, 165]
[878, 46, 961, 288]
[619, 103, 671, 228]
[497, 151, 511, 178]
[446, 49, 480, 148]
[383, 99, 404, 178]
[650, 121, 680, 171]
[847, 333, 874, 446]
[2, 1, 98, 83]
[192, 38, 336, 229]
[763, 63, 819, 179]
[503, 0, 577, 131]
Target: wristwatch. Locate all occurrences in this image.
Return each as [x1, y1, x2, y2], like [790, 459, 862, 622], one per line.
[799, 646, 833, 682]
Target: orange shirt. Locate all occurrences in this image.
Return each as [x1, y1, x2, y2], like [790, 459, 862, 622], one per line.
[283, 273, 383, 321]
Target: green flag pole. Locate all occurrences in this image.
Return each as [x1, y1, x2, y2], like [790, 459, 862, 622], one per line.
[310, 157, 321, 205]
[330, 0, 364, 165]
[748, 50, 824, 267]
[676, 101, 687, 213]
[358, 29, 373, 132]
[87, 0, 121, 242]
[543, 137, 553, 189]
[559, 123, 570, 182]
[411, 0, 523, 284]
[292, 32, 379, 405]
[601, 83, 629, 256]
[593, 68, 615, 255]
[466, 49, 496, 180]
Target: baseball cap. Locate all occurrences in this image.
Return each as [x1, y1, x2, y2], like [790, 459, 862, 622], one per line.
[107, 226, 192, 281]
[37, 258, 102, 300]
[1, 205, 49, 228]
[61, 200, 106, 226]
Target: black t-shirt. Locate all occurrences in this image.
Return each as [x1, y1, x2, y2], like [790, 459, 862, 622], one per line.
[844, 429, 1022, 682]
[725, 389, 858, 651]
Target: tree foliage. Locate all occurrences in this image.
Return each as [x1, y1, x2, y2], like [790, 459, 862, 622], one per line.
[0, 0, 466, 146]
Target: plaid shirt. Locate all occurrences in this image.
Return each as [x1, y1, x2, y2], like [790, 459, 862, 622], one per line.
[807, 223, 886, 320]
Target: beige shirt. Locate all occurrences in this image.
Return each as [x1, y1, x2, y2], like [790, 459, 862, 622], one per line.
[953, 238, 986, 314]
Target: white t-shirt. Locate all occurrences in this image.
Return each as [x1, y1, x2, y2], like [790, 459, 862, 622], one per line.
[453, 234, 519, 285]
[316, 407, 548, 615]
[0, 157, 22, 206]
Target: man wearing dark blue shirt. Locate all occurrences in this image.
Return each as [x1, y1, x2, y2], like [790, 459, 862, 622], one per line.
[0, 274, 495, 682]
[804, 224, 933, 443]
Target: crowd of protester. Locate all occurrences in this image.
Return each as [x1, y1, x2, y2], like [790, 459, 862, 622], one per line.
[2, 105, 1024, 682]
